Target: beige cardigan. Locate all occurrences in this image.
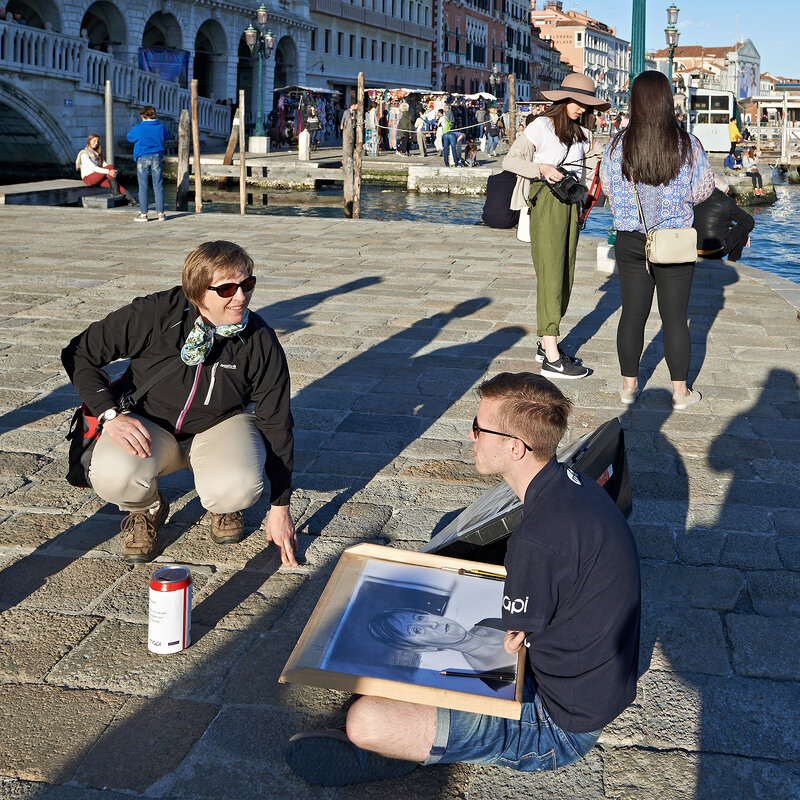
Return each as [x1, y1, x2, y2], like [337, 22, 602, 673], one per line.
[502, 134, 603, 211]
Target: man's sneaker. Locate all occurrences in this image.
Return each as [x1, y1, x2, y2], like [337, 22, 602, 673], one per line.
[210, 510, 245, 544]
[541, 354, 590, 379]
[286, 729, 417, 786]
[134, 213, 148, 222]
[157, 212, 167, 222]
[535, 341, 582, 365]
[120, 492, 169, 563]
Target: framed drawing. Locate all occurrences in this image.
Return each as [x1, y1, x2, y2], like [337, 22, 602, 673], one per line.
[280, 543, 524, 719]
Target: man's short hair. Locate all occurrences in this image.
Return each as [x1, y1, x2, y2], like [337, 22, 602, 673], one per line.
[182, 241, 254, 307]
[714, 173, 730, 193]
[477, 372, 571, 461]
[140, 105, 157, 119]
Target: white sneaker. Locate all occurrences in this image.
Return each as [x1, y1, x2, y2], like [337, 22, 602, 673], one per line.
[157, 212, 167, 222]
[673, 389, 702, 410]
[134, 213, 148, 222]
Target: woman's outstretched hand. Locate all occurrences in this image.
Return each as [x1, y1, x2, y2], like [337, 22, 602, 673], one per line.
[265, 504, 298, 566]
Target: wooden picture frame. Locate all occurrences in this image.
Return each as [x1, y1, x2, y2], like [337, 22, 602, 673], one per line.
[280, 543, 525, 719]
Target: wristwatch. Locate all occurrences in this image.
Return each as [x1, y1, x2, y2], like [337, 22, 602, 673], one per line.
[99, 408, 119, 425]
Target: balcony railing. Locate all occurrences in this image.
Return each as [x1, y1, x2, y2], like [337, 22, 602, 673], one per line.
[0, 20, 229, 137]
[442, 50, 466, 68]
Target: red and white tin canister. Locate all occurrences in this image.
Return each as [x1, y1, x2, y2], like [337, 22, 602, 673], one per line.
[148, 566, 192, 654]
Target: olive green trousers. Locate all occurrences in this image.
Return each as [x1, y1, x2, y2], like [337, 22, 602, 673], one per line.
[529, 186, 580, 337]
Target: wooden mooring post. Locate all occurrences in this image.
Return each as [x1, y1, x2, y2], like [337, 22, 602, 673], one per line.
[353, 72, 364, 219]
[508, 74, 516, 146]
[191, 79, 202, 213]
[239, 89, 246, 215]
[176, 109, 190, 211]
[219, 118, 239, 190]
[343, 100, 355, 217]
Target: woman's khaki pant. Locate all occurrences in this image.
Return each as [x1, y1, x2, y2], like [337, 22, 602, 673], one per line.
[89, 412, 266, 514]
[530, 187, 580, 337]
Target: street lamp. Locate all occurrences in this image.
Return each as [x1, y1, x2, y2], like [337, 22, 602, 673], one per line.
[665, 3, 680, 91]
[244, 4, 276, 137]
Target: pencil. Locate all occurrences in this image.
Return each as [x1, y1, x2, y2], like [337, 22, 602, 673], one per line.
[439, 670, 515, 682]
[440, 567, 505, 581]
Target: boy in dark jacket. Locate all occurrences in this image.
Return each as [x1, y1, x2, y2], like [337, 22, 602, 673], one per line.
[127, 105, 169, 222]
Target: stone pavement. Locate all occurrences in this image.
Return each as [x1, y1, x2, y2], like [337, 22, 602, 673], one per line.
[0, 205, 798, 800]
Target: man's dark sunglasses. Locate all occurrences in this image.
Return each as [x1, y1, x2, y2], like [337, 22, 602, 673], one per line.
[472, 416, 532, 452]
[207, 276, 257, 297]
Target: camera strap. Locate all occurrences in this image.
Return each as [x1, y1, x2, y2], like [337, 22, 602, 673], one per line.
[527, 150, 569, 210]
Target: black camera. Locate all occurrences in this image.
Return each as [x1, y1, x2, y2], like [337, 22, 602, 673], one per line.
[549, 174, 588, 205]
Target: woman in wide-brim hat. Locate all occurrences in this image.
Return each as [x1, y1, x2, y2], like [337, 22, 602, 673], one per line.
[522, 73, 609, 380]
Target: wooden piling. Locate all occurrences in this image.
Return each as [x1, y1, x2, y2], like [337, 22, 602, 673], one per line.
[175, 109, 190, 211]
[239, 89, 246, 216]
[508, 74, 517, 147]
[343, 103, 354, 217]
[191, 79, 202, 213]
[219, 119, 239, 190]
[353, 72, 364, 219]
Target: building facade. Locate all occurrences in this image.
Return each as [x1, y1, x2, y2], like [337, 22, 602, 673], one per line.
[531, 0, 629, 108]
[504, 0, 531, 101]
[651, 40, 761, 100]
[306, 0, 435, 101]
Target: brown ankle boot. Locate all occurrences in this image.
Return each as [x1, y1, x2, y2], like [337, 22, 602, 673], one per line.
[120, 492, 169, 563]
[210, 510, 244, 544]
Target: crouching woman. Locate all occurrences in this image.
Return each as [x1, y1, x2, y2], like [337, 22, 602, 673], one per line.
[61, 241, 298, 566]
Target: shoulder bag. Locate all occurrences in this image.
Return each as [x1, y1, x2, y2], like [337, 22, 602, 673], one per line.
[633, 183, 697, 270]
[65, 359, 183, 488]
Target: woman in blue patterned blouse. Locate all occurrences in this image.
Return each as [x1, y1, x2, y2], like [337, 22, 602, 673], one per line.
[601, 71, 714, 410]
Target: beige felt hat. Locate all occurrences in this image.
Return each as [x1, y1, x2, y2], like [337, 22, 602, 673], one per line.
[541, 73, 611, 111]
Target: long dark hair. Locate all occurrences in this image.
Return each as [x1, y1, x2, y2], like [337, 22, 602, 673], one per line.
[538, 100, 588, 147]
[613, 70, 692, 185]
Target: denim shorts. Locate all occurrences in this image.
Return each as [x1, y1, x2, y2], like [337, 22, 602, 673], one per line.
[422, 673, 601, 771]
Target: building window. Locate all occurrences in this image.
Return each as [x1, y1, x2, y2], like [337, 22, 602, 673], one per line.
[361, 36, 366, 59]
[391, 43, 396, 63]
[416, 48, 420, 68]
[338, 32, 343, 55]
[324, 29, 331, 53]
[424, 50, 428, 69]
[372, 39, 376, 59]
[400, 45, 404, 65]
[310, 29, 316, 51]
[381, 41, 386, 62]
[350, 34, 355, 57]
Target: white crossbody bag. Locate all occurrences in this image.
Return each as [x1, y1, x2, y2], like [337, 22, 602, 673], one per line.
[633, 184, 697, 269]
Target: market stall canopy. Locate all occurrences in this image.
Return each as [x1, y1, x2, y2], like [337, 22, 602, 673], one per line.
[274, 84, 333, 94]
[463, 92, 497, 101]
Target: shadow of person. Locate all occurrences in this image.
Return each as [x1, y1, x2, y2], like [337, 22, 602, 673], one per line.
[558, 275, 621, 359]
[292, 298, 525, 541]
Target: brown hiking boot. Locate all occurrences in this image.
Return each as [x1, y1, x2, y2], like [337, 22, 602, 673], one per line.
[210, 510, 245, 544]
[120, 492, 169, 563]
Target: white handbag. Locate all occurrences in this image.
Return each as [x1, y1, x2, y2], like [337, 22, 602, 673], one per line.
[516, 204, 531, 243]
[633, 185, 697, 267]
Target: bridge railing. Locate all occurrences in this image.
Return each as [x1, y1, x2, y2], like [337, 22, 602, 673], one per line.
[0, 20, 229, 138]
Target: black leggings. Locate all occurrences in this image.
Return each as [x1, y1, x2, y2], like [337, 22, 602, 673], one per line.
[615, 231, 695, 382]
[749, 170, 763, 189]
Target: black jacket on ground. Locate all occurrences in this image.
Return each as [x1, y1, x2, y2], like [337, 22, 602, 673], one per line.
[481, 170, 520, 229]
[692, 188, 754, 262]
[62, 287, 294, 504]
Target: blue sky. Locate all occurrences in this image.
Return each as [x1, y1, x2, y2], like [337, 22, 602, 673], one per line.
[571, 1, 800, 79]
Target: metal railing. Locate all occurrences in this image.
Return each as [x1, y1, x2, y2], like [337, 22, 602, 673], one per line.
[0, 20, 229, 138]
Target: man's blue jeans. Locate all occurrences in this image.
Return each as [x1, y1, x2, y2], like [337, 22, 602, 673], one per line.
[442, 132, 458, 167]
[136, 154, 164, 215]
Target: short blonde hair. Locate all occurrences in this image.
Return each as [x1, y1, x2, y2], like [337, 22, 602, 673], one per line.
[182, 241, 254, 306]
[477, 372, 571, 461]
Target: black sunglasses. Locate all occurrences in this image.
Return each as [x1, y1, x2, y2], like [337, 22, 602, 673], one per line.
[207, 276, 257, 297]
[472, 416, 532, 452]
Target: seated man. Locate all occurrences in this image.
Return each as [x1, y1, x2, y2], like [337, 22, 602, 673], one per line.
[693, 173, 755, 262]
[723, 150, 742, 171]
[286, 372, 642, 786]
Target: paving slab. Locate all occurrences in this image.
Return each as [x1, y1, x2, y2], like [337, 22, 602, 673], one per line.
[0, 205, 798, 798]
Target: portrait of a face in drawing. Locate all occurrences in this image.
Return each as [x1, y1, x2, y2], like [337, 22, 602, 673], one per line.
[320, 560, 517, 700]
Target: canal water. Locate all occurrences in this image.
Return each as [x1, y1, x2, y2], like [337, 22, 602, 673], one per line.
[162, 178, 800, 285]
